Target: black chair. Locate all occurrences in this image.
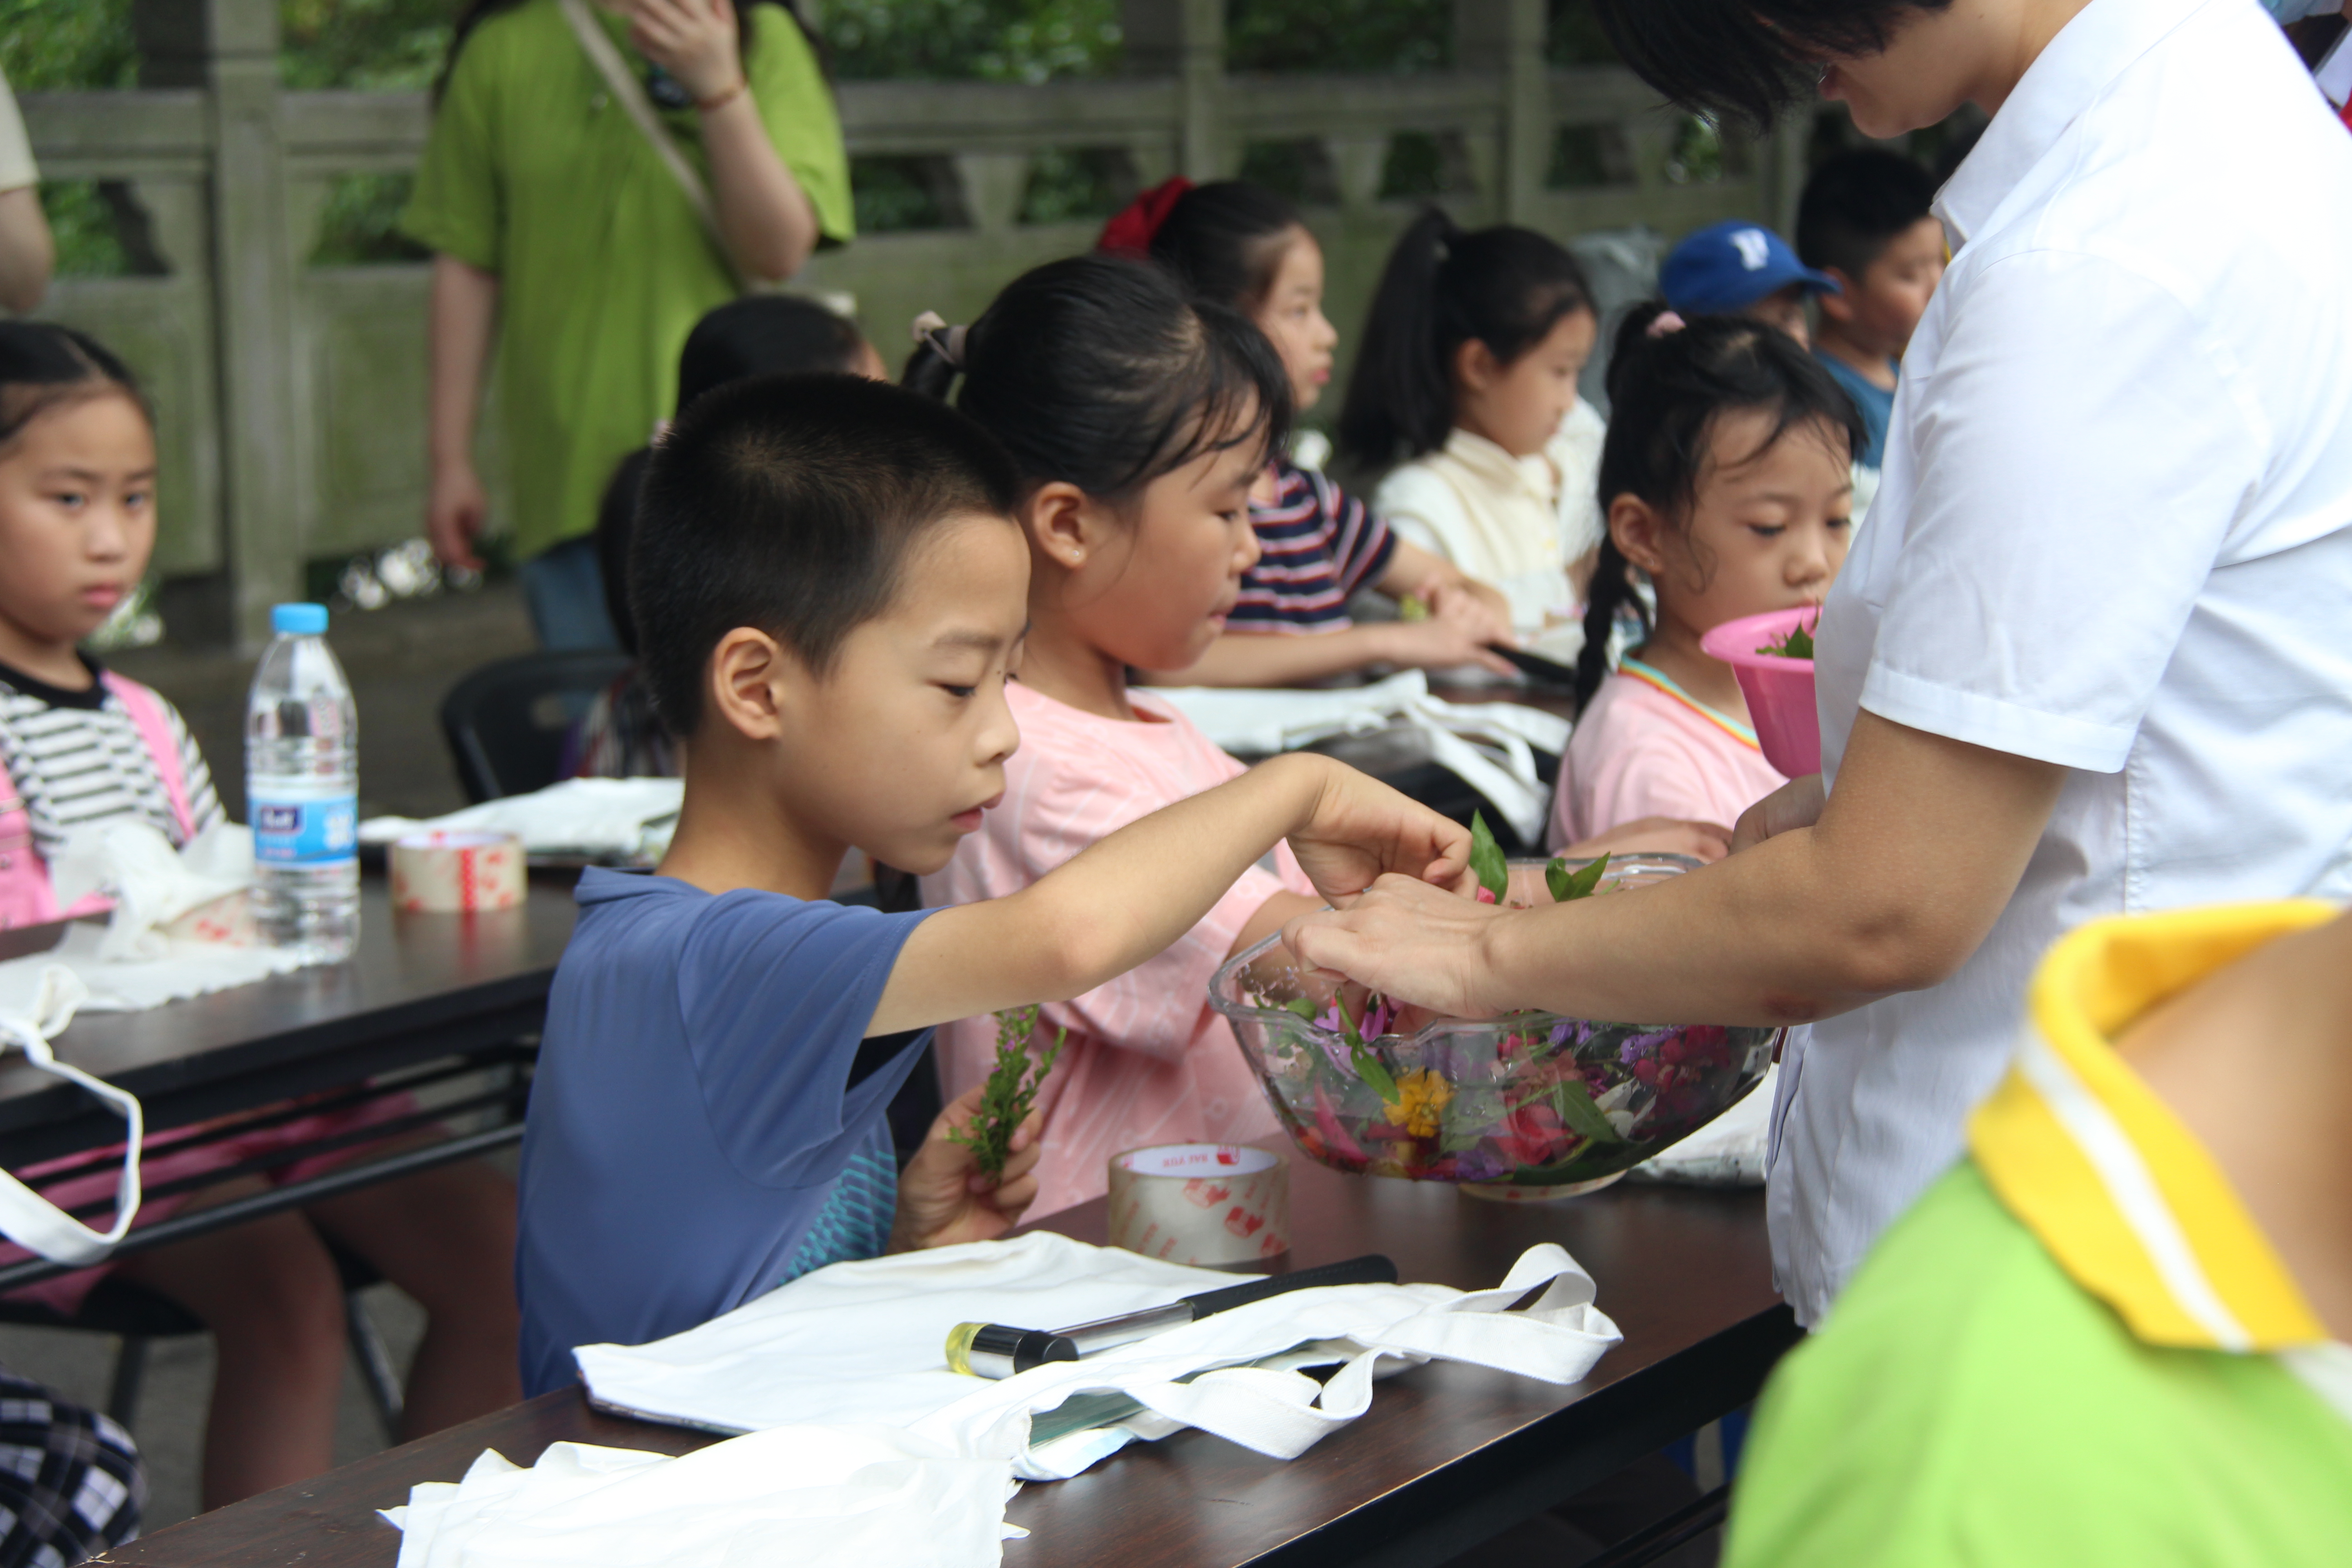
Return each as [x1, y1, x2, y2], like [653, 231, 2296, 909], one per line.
[0, 1242, 406, 1436]
[439, 651, 635, 803]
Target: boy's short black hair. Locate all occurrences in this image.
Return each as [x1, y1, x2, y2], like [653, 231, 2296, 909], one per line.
[1797, 149, 1941, 280]
[631, 374, 1021, 737]
[1589, 0, 1953, 131]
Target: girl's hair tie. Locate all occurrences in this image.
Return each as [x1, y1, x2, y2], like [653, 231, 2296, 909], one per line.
[1646, 309, 1689, 339]
[1096, 176, 1195, 255]
[911, 310, 968, 369]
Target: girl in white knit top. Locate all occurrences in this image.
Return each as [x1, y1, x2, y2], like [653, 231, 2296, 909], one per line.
[1344, 210, 1607, 661]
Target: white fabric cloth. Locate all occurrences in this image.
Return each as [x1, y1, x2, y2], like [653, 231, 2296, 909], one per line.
[360, 778, 683, 859]
[576, 1231, 1621, 1483]
[0, 823, 305, 1015]
[384, 1426, 1022, 1568]
[1774, 0, 2352, 1327]
[1149, 671, 1571, 844]
[1634, 1063, 1774, 1188]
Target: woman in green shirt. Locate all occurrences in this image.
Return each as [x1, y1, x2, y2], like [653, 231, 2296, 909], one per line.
[405, 0, 853, 647]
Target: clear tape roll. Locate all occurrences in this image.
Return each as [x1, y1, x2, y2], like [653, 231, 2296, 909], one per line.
[389, 830, 525, 914]
[1107, 1142, 1289, 1265]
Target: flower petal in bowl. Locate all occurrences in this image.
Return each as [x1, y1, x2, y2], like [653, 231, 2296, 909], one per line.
[1208, 856, 1781, 1192]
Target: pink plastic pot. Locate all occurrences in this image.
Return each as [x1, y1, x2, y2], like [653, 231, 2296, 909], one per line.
[1699, 606, 1822, 778]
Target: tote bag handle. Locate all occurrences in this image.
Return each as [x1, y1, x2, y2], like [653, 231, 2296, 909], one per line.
[0, 966, 144, 1265]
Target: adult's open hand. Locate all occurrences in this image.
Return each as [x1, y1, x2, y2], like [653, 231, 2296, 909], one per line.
[1283, 874, 1509, 1019]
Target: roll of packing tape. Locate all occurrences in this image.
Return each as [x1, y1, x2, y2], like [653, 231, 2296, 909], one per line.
[1107, 1143, 1289, 1265]
[390, 830, 525, 914]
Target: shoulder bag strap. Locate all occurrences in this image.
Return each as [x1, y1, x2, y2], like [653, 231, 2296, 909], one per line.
[556, 0, 745, 291]
[0, 705, 60, 928]
[99, 672, 197, 843]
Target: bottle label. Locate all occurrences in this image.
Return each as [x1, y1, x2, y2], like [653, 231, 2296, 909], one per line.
[251, 794, 359, 865]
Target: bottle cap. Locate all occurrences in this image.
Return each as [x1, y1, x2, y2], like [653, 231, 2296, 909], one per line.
[271, 603, 329, 637]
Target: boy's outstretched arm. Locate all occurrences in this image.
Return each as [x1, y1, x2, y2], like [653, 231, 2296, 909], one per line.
[869, 754, 1471, 1036]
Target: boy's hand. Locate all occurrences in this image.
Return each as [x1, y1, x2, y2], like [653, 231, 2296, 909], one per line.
[1283, 755, 1476, 904]
[889, 1086, 1043, 1254]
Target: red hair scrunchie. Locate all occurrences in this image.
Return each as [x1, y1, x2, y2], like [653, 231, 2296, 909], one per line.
[1096, 176, 1195, 256]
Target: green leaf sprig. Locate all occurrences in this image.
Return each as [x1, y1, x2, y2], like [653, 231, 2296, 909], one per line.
[1757, 617, 1817, 659]
[947, 1004, 1065, 1179]
[1335, 994, 1399, 1103]
[1544, 853, 1609, 903]
[1467, 810, 1509, 902]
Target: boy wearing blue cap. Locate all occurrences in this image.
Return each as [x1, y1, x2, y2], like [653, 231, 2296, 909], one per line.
[1658, 220, 1838, 347]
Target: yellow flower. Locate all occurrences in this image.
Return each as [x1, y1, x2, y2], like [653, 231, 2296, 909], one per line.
[1383, 1068, 1454, 1138]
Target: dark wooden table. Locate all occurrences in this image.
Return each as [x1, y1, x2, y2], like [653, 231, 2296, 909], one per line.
[0, 875, 580, 1291]
[105, 1158, 1796, 1568]
[0, 876, 578, 1167]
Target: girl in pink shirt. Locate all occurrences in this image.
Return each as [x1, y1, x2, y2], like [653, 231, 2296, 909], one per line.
[1551, 306, 1862, 848]
[910, 256, 1318, 1215]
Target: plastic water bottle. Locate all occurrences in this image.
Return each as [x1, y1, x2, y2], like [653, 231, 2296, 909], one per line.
[247, 603, 360, 959]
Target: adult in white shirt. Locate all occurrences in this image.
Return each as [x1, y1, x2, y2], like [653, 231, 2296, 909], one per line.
[1282, 0, 2352, 1327]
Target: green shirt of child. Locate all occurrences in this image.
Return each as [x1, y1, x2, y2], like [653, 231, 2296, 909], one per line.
[400, 0, 853, 561]
[1724, 902, 2352, 1568]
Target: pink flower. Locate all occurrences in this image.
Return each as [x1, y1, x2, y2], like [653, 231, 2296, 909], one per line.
[1475, 887, 1498, 904]
[1493, 1103, 1574, 1167]
[1312, 1083, 1369, 1166]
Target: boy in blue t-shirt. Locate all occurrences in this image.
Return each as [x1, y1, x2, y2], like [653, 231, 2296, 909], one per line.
[1795, 150, 1946, 471]
[517, 376, 1474, 1394]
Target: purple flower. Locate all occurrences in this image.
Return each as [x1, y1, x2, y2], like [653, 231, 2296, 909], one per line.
[1548, 1021, 1573, 1047]
[1617, 1029, 1676, 1064]
[1452, 1143, 1512, 1182]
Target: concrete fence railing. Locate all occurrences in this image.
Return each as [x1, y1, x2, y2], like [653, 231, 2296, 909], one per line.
[25, 0, 1801, 647]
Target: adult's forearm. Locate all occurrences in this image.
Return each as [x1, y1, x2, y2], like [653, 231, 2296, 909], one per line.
[699, 93, 818, 282]
[428, 255, 500, 466]
[1433, 713, 2066, 1025]
[0, 187, 54, 314]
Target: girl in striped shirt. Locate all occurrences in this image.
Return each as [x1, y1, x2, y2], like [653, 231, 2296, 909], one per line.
[0, 323, 520, 1509]
[1111, 180, 1521, 686]
[1551, 306, 1860, 847]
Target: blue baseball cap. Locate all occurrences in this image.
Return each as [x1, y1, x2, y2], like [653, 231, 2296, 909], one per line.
[1660, 221, 1840, 315]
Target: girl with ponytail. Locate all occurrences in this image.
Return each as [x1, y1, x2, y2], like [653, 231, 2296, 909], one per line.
[1101, 180, 1517, 686]
[903, 254, 1335, 1215]
[1346, 209, 1610, 659]
[1548, 304, 1862, 849]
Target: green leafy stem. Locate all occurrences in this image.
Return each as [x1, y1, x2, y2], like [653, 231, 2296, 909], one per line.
[946, 1004, 1065, 1179]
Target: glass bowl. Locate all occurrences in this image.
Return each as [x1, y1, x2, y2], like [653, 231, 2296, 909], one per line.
[1208, 856, 1781, 1197]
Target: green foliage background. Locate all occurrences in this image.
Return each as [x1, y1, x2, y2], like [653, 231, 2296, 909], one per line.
[0, 1, 1632, 261]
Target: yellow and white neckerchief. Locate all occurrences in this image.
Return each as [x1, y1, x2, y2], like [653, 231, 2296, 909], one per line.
[1615, 658, 1761, 752]
[1970, 901, 2338, 1352]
